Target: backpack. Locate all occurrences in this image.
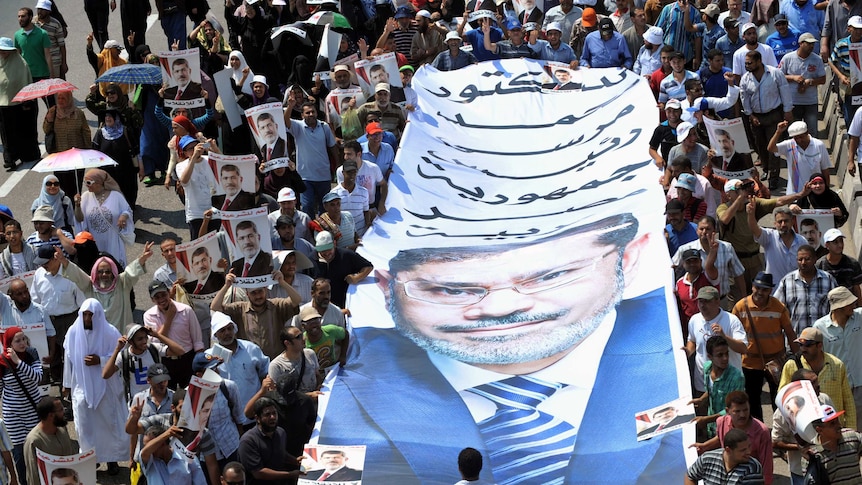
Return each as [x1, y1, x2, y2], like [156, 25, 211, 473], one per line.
[121, 344, 161, 404]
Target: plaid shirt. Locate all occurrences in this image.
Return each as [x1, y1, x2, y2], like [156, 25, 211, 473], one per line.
[775, 269, 836, 335]
[673, 240, 745, 296]
[687, 448, 764, 484]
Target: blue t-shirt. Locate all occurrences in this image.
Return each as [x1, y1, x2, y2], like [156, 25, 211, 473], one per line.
[765, 29, 801, 63]
[464, 27, 503, 62]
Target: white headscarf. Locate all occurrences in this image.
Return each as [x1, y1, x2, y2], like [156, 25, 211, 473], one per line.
[226, 51, 254, 95]
[64, 299, 121, 409]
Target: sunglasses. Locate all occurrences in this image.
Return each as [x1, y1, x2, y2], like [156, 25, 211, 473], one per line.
[85, 180, 97, 186]
[800, 341, 819, 348]
[45, 181, 60, 187]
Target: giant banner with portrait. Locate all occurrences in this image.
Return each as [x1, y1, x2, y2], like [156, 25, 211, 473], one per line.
[311, 60, 694, 483]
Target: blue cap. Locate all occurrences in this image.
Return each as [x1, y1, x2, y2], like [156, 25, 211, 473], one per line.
[506, 18, 522, 30]
[0, 38, 14, 51]
[394, 5, 414, 18]
[179, 135, 199, 150]
[0, 204, 13, 223]
[192, 353, 221, 372]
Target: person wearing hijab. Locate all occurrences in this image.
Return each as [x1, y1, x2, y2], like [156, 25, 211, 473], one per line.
[62, 299, 127, 475]
[0, 326, 42, 485]
[73, 169, 135, 265]
[92, 109, 141, 207]
[59, 241, 153, 334]
[44, 90, 93, 196]
[31, 175, 76, 233]
[86, 36, 128, 97]
[227, 50, 253, 95]
[0, 37, 40, 170]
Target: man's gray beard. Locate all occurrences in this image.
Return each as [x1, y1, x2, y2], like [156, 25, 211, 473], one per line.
[97, 279, 112, 289]
[390, 263, 625, 366]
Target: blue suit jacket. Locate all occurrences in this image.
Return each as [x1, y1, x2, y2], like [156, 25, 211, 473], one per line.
[318, 289, 688, 483]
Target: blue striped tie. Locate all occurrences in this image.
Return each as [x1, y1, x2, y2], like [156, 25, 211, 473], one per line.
[469, 376, 576, 485]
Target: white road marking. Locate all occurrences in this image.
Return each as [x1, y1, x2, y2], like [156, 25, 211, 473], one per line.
[0, 149, 41, 198]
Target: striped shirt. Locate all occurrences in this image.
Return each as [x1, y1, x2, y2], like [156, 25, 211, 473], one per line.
[393, 27, 418, 63]
[812, 428, 862, 484]
[0, 353, 43, 445]
[35, 17, 64, 70]
[732, 296, 793, 370]
[656, 3, 700, 61]
[687, 448, 764, 484]
[832, 36, 854, 75]
[331, 184, 370, 236]
[659, 70, 699, 103]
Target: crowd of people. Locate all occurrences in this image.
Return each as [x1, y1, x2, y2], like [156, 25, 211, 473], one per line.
[0, 0, 859, 482]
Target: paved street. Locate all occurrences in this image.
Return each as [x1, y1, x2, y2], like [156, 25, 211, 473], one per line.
[0, 1, 807, 483]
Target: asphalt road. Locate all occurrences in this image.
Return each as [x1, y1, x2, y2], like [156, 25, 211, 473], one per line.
[0, 2, 222, 483]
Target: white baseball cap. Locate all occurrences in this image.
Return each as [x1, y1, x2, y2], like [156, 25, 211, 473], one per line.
[277, 187, 297, 202]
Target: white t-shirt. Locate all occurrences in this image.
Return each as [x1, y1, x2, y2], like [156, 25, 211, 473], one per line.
[732, 43, 778, 76]
[336, 160, 384, 205]
[178, 156, 217, 222]
[687, 310, 748, 392]
[775, 138, 830, 194]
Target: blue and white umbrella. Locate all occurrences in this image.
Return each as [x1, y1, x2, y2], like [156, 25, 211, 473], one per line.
[96, 63, 163, 85]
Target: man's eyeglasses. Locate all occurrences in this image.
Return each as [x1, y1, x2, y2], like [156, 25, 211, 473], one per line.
[800, 341, 819, 348]
[398, 250, 618, 306]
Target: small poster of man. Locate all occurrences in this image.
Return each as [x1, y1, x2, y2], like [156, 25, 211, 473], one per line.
[540, 62, 582, 92]
[511, 0, 543, 25]
[36, 449, 97, 485]
[703, 117, 753, 160]
[178, 369, 222, 432]
[245, 102, 290, 171]
[795, 209, 835, 250]
[354, 53, 404, 102]
[635, 397, 695, 441]
[300, 445, 366, 484]
[159, 48, 205, 109]
[775, 379, 821, 443]
[175, 231, 227, 301]
[325, 87, 365, 129]
[208, 152, 258, 211]
[217, 207, 274, 287]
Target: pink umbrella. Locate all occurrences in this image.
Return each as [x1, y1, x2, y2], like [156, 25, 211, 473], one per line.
[33, 148, 118, 192]
[12, 79, 77, 103]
